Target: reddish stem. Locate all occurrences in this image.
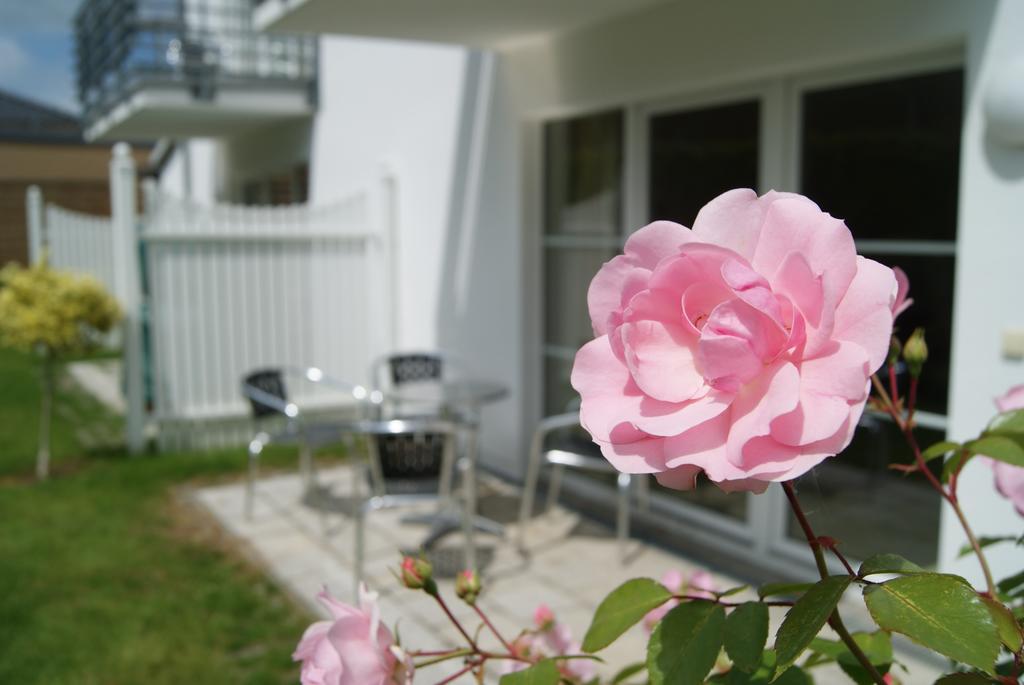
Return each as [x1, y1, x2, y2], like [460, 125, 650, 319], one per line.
[472, 604, 514, 654]
[870, 374, 997, 596]
[435, 660, 478, 685]
[431, 592, 478, 651]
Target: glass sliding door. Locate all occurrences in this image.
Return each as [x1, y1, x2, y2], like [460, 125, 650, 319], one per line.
[542, 110, 624, 415]
[784, 67, 963, 566]
[644, 96, 762, 524]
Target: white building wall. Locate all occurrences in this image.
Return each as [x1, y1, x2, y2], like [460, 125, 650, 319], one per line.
[472, 0, 1022, 579]
[309, 36, 468, 354]
[158, 138, 221, 204]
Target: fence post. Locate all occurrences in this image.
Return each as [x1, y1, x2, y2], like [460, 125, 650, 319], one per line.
[110, 143, 146, 454]
[376, 164, 399, 351]
[26, 185, 45, 264]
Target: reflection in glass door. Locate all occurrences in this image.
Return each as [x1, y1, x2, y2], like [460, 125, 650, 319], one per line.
[645, 97, 761, 524]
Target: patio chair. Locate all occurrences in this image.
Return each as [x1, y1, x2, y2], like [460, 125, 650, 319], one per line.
[242, 367, 380, 519]
[517, 412, 648, 561]
[370, 351, 461, 418]
[311, 417, 464, 600]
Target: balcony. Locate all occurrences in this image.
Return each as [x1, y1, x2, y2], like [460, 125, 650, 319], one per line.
[76, 0, 317, 141]
[253, 0, 671, 47]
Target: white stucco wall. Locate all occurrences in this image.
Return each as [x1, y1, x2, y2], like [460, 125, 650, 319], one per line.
[943, 0, 1024, 586]
[473, 0, 1022, 579]
[158, 138, 221, 203]
[309, 36, 468, 353]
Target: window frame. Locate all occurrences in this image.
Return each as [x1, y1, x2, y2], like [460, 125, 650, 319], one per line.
[532, 47, 964, 576]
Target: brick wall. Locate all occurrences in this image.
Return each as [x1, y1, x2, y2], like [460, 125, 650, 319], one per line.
[0, 142, 149, 266]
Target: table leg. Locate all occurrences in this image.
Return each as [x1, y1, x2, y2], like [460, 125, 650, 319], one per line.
[462, 420, 478, 572]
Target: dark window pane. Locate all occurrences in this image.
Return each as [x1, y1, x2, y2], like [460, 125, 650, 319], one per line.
[544, 110, 624, 236]
[788, 418, 944, 566]
[866, 253, 955, 414]
[544, 246, 616, 349]
[649, 100, 759, 226]
[657, 475, 747, 522]
[801, 69, 963, 241]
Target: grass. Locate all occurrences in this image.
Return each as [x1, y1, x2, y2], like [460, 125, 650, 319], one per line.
[0, 348, 328, 684]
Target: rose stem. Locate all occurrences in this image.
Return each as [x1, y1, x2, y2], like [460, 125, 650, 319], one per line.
[870, 374, 997, 595]
[827, 545, 857, 578]
[415, 648, 473, 668]
[434, 660, 478, 685]
[472, 604, 514, 654]
[782, 482, 888, 685]
[675, 594, 794, 607]
[431, 592, 479, 651]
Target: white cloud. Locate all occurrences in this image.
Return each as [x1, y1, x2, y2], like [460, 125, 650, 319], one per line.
[0, 36, 29, 79]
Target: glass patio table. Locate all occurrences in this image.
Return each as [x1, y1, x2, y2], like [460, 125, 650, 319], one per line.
[388, 379, 509, 571]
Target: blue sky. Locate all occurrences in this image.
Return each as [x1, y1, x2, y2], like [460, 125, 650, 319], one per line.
[0, 1, 82, 114]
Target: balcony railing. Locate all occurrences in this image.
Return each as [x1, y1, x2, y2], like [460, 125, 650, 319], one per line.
[76, 0, 317, 132]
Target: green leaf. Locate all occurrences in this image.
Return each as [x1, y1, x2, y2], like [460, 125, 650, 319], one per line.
[806, 637, 846, 659]
[717, 585, 750, 599]
[582, 578, 672, 652]
[774, 575, 851, 677]
[710, 651, 812, 685]
[499, 659, 559, 685]
[957, 536, 1017, 558]
[725, 602, 769, 673]
[987, 408, 1024, 436]
[997, 569, 1024, 600]
[836, 632, 893, 685]
[963, 436, 1024, 467]
[933, 674, 999, 684]
[942, 450, 974, 484]
[857, 553, 926, 577]
[980, 596, 1023, 653]
[863, 574, 999, 673]
[758, 582, 813, 599]
[610, 662, 646, 684]
[646, 600, 725, 685]
[921, 440, 960, 461]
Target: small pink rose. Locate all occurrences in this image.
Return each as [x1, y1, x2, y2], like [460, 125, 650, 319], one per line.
[990, 385, 1024, 516]
[293, 585, 412, 685]
[572, 189, 897, 492]
[505, 606, 593, 683]
[643, 569, 718, 633]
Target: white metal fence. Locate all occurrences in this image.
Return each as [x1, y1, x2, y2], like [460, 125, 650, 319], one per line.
[25, 143, 396, 452]
[143, 185, 392, 449]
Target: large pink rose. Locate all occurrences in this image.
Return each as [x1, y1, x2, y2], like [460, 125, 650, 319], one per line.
[990, 385, 1024, 516]
[293, 585, 412, 685]
[571, 189, 897, 493]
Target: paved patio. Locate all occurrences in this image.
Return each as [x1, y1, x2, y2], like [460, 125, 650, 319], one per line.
[188, 464, 943, 684]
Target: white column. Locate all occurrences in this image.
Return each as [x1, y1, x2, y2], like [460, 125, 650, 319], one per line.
[110, 142, 146, 454]
[26, 185, 44, 264]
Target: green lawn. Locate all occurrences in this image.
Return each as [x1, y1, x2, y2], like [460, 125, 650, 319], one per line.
[0, 349, 322, 684]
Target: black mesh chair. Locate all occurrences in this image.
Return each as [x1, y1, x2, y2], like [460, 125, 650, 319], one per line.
[370, 351, 460, 418]
[241, 367, 381, 519]
[517, 413, 649, 561]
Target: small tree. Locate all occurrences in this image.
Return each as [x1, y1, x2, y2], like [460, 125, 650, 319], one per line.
[0, 256, 121, 479]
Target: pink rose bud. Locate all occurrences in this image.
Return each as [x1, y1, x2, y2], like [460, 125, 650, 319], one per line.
[533, 604, 555, 630]
[891, 266, 913, 320]
[903, 328, 928, 378]
[996, 385, 1024, 414]
[399, 556, 433, 592]
[571, 189, 898, 493]
[455, 569, 482, 604]
[293, 585, 413, 685]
